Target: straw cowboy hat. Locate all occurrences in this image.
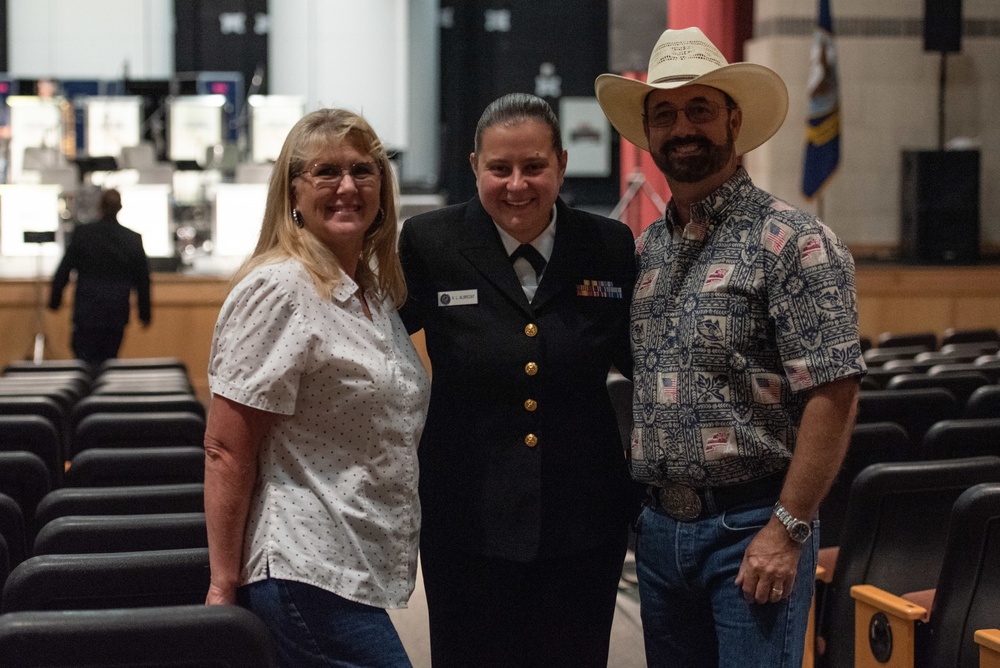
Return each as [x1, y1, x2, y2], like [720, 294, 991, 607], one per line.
[595, 26, 789, 156]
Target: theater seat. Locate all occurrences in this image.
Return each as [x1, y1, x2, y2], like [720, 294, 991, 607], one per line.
[920, 418, 1000, 460]
[95, 357, 187, 375]
[942, 327, 1000, 347]
[2, 548, 209, 612]
[816, 456, 1000, 668]
[876, 332, 937, 351]
[0, 494, 25, 570]
[3, 360, 91, 376]
[0, 397, 65, 444]
[71, 411, 206, 456]
[0, 415, 63, 487]
[884, 370, 990, 407]
[67, 395, 205, 436]
[63, 446, 204, 488]
[863, 346, 929, 368]
[0, 604, 278, 667]
[819, 422, 909, 549]
[32, 484, 204, 535]
[964, 385, 1000, 419]
[0, 452, 50, 524]
[850, 482, 1000, 667]
[32, 513, 207, 556]
[856, 388, 961, 445]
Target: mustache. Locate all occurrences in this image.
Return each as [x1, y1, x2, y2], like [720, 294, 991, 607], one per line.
[660, 136, 714, 152]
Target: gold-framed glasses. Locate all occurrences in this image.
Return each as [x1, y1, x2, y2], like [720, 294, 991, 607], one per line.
[301, 161, 381, 188]
[645, 100, 735, 128]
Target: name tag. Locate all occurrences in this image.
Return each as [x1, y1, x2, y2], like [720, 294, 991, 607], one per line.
[438, 289, 478, 306]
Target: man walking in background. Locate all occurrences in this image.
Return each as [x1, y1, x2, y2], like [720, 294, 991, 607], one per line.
[50, 188, 151, 366]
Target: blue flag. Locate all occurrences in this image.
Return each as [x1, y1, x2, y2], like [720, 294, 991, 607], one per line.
[802, 0, 840, 199]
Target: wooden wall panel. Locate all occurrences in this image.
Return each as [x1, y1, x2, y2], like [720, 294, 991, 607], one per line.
[3, 265, 1000, 405]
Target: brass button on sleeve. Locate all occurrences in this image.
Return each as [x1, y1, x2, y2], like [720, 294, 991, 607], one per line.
[524, 434, 538, 447]
[524, 399, 537, 412]
[524, 362, 538, 376]
[524, 323, 538, 337]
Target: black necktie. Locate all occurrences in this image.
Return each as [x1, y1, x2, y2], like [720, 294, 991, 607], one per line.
[509, 244, 547, 276]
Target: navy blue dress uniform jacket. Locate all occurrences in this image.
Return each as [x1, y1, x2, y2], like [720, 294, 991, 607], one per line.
[49, 217, 151, 328]
[399, 196, 637, 562]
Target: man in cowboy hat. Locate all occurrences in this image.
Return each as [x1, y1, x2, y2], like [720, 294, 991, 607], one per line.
[596, 27, 865, 666]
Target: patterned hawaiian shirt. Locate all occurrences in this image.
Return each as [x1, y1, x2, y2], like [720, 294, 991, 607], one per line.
[631, 167, 866, 488]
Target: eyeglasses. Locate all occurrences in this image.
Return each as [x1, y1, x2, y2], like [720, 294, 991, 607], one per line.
[645, 100, 735, 129]
[300, 161, 382, 188]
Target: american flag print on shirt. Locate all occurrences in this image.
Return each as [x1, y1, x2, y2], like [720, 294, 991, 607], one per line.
[752, 374, 784, 405]
[765, 222, 789, 255]
[658, 372, 678, 404]
[784, 358, 814, 392]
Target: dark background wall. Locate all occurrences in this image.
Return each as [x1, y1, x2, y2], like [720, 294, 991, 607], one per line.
[174, 0, 268, 95]
[439, 0, 616, 206]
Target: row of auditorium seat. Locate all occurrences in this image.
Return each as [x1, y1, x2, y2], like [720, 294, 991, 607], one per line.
[0, 358, 276, 665]
[808, 329, 1000, 666]
[3, 336, 999, 666]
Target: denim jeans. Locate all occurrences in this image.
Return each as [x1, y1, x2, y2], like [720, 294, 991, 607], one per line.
[237, 578, 412, 668]
[635, 502, 818, 668]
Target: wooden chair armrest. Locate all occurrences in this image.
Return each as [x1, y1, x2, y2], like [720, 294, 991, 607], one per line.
[977, 629, 1000, 652]
[851, 584, 928, 621]
[816, 546, 837, 584]
[900, 588, 935, 616]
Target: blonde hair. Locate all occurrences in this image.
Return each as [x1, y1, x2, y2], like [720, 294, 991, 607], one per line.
[231, 108, 406, 306]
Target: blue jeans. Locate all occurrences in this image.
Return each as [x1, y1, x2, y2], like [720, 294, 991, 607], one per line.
[636, 502, 818, 667]
[237, 578, 412, 668]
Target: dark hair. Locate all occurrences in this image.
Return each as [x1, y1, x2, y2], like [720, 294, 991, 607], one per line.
[98, 188, 122, 218]
[474, 93, 563, 155]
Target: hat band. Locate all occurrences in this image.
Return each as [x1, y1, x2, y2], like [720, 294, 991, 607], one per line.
[650, 74, 698, 85]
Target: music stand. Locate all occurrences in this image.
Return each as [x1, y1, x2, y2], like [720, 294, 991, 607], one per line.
[22, 229, 56, 363]
[610, 169, 666, 222]
[608, 145, 667, 228]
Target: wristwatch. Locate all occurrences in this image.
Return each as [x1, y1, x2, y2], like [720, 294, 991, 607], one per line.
[773, 502, 812, 544]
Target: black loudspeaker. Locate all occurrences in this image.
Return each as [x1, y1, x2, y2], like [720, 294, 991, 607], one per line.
[900, 150, 979, 265]
[925, 0, 962, 52]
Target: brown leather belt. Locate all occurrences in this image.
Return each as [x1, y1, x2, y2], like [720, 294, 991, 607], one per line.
[648, 471, 786, 522]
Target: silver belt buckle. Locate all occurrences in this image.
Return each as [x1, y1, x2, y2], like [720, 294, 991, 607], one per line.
[659, 483, 702, 521]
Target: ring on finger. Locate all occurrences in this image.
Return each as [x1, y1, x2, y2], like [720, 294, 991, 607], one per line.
[771, 587, 783, 597]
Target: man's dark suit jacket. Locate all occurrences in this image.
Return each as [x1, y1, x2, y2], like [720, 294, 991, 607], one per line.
[399, 196, 637, 562]
[50, 217, 151, 328]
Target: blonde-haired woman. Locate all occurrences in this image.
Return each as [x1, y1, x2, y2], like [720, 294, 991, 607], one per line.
[204, 108, 429, 668]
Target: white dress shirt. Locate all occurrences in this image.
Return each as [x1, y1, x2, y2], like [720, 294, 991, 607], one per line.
[494, 205, 557, 302]
[208, 258, 430, 608]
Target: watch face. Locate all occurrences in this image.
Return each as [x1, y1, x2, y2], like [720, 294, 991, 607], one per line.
[789, 521, 811, 543]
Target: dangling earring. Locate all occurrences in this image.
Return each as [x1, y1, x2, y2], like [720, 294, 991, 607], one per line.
[291, 209, 304, 228]
[375, 207, 385, 224]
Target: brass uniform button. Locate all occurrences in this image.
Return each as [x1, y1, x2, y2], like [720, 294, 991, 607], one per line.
[524, 323, 538, 337]
[524, 362, 538, 376]
[524, 399, 537, 412]
[525, 434, 538, 447]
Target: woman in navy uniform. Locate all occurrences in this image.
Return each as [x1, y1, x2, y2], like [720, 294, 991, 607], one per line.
[399, 93, 637, 667]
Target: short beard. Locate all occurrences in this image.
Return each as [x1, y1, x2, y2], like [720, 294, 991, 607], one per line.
[651, 125, 735, 184]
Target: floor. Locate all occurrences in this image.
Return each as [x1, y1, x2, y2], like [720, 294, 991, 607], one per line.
[388, 551, 648, 668]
